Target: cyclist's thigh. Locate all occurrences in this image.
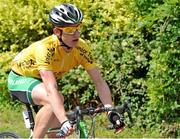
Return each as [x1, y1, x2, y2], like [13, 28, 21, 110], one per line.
[31, 83, 50, 105]
[8, 71, 42, 105]
[32, 84, 64, 106]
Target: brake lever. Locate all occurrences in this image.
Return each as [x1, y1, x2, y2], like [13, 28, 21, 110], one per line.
[115, 100, 133, 125]
[124, 101, 133, 125]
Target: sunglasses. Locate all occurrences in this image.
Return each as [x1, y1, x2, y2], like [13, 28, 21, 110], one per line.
[57, 24, 82, 35]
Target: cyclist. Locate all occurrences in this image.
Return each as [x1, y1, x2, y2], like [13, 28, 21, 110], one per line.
[7, 3, 125, 138]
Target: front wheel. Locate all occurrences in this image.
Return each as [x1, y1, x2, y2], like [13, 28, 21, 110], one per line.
[0, 132, 21, 139]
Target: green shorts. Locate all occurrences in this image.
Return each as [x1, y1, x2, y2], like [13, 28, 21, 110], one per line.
[8, 70, 42, 105]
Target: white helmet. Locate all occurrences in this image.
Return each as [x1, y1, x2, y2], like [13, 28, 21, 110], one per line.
[49, 3, 83, 27]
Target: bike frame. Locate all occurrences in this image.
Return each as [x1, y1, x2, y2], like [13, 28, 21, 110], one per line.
[77, 120, 88, 138]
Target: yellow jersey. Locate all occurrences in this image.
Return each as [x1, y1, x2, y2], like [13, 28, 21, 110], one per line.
[12, 35, 96, 79]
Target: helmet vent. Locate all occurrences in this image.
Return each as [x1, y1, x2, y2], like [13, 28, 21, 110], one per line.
[62, 14, 68, 20]
[67, 12, 74, 19]
[68, 6, 74, 13]
[55, 11, 60, 15]
[75, 11, 78, 17]
[60, 8, 64, 12]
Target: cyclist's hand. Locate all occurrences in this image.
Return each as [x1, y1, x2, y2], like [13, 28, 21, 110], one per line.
[108, 111, 126, 133]
[58, 120, 74, 137]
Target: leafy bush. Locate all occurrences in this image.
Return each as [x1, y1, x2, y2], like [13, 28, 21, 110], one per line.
[0, 51, 16, 103]
[0, 0, 179, 137]
[131, 0, 180, 135]
[0, 0, 58, 52]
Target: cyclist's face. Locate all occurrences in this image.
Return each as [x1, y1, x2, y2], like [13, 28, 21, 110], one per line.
[55, 24, 81, 51]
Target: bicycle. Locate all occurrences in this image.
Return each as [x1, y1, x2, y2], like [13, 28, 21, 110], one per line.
[0, 100, 133, 139]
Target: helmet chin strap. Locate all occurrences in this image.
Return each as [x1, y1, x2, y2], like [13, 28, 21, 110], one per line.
[58, 36, 72, 50]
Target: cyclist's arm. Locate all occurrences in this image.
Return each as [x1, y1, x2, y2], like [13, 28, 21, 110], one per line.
[87, 67, 112, 107]
[39, 70, 68, 123]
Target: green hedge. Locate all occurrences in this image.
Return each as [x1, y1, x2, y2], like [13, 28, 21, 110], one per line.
[0, 0, 179, 137]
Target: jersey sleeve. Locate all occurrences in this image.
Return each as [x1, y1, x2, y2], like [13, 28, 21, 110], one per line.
[35, 44, 54, 71]
[77, 40, 97, 70]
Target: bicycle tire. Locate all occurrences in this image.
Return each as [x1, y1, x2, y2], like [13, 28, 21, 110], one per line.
[0, 132, 21, 139]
